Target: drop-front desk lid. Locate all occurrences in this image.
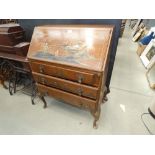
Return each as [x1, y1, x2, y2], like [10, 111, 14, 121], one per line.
[28, 25, 113, 72]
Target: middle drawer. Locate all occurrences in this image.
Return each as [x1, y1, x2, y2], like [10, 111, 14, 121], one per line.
[33, 72, 98, 100]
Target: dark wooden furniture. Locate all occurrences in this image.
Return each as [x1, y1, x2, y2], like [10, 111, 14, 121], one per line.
[28, 25, 113, 128]
[0, 23, 31, 94]
[0, 23, 29, 56]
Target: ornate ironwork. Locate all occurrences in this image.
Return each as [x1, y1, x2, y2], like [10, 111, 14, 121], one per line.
[0, 58, 33, 96]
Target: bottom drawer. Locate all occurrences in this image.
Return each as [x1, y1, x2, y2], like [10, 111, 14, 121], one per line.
[37, 83, 96, 110]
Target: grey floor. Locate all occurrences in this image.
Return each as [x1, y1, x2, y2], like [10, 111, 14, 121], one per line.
[0, 23, 155, 134]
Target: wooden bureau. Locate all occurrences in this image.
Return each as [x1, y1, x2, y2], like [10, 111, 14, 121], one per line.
[28, 25, 114, 128]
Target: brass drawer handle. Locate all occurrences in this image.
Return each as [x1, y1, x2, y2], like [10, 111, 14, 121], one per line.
[48, 81, 58, 88]
[52, 81, 58, 87]
[39, 65, 44, 73]
[53, 81, 58, 86]
[77, 88, 83, 96]
[78, 74, 84, 83]
[39, 77, 46, 85]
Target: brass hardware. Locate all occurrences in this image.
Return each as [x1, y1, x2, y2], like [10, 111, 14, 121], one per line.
[48, 81, 58, 88]
[78, 74, 84, 83]
[39, 65, 44, 73]
[39, 77, 46, 84]
[77, 88, 83, 96]
[53, 81, 57, 86]
[41, 78, 45, 84]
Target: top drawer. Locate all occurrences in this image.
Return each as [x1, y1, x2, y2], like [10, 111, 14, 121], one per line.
[30, 61, 101, 87]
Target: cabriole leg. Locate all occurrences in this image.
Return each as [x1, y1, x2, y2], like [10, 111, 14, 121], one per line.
[91, 106, 101, 129]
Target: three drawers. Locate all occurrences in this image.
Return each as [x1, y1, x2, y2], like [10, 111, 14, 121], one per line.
[30, 60, 102, 109]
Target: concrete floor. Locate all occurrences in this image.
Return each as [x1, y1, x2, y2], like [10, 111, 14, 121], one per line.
[0, 23, 155, 134]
